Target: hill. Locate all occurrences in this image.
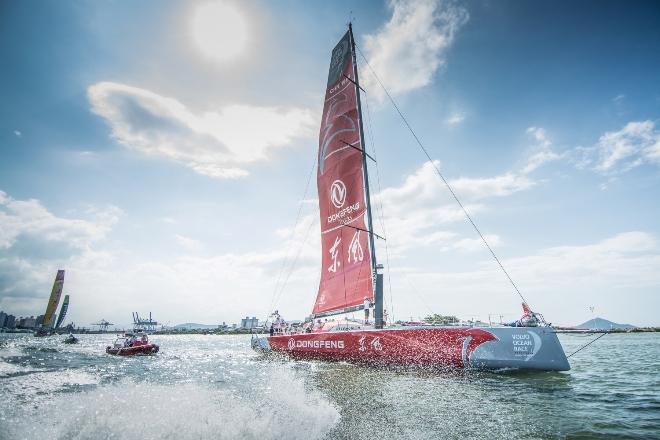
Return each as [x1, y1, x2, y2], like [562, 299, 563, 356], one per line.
[576, 317, 636, 330]
[172, 323, 219, 330]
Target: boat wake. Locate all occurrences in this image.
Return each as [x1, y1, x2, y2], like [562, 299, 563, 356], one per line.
[4, 368, 340, 440]
[22, 345, 60, 353]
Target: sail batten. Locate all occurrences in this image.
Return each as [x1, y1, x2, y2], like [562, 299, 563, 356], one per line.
[313, 29, 374, 316]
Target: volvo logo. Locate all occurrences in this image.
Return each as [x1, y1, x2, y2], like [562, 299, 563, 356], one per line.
[330, 180, 347, 208]
[288, 338, 295, 349]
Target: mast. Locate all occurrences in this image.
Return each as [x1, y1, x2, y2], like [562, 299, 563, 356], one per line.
[348, 23, 383, 328]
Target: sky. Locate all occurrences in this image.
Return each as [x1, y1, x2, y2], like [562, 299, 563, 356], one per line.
[1, 0, 659, 328]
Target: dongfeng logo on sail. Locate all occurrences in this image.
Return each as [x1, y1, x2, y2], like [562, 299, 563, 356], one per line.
[330, 179, 347, 208]
[328, 179, 360, 224]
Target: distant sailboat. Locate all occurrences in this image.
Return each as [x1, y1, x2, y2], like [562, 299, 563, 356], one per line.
[55, 294, 70, 329]
[35, 270, 65, 337]
[252, 24, 570, 371]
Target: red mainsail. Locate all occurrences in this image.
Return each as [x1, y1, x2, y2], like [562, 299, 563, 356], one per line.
[312, 30, 373, 316]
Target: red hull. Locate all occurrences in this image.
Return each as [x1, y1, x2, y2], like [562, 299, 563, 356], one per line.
[267, 328, 497, 369]
[106, 344, 159, 356]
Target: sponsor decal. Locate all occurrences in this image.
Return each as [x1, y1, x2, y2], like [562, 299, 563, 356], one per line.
[359, 336, 383, 352]
[461, 330, 499, 367]
[460, 336, 472, 367]
[327, 33, 350, 86]
[328, 235, 342, 273]
[288, 339, 345, 350]
[512, 331, 542, 361]
[330, 180, 347, 208]
[348, 230, 364, 264]
[327, 201, 361, 225]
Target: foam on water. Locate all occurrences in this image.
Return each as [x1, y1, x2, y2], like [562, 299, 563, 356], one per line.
[0, 361, 25, 378]
[3, 368, 339, 440]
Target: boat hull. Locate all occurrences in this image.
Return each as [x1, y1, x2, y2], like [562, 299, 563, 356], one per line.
[255, 326, 569, 371]
[106, 344, 159, 356]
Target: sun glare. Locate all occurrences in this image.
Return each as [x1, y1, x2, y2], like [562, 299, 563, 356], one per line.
[191, 1, 248, 63]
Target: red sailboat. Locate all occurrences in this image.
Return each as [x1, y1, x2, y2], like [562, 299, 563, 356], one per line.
[252, 24, 569, 371]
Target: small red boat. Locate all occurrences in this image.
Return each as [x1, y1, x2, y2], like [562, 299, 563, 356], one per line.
[106, 333, 159, 356]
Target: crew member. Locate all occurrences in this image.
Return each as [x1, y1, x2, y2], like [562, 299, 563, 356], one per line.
[364, 296, 371, 324]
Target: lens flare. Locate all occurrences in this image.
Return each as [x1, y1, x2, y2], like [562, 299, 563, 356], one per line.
[191, 1, 248, 63]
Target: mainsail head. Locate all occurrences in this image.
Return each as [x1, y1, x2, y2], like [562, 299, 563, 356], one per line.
[313, 30, 373, 316]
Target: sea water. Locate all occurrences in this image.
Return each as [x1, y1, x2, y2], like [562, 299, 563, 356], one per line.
[0, 332, 658, 439]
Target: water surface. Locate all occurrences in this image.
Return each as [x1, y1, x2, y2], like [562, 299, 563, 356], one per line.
[0, 332, 658, 439]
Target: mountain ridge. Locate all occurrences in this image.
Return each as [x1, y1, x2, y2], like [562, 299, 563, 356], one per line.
[576, 317, 636, 330]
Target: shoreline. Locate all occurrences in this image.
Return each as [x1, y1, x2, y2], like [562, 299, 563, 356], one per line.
[2, 327, 658, 337]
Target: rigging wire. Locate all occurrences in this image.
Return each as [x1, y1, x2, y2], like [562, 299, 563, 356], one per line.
[403, 274, 438, 319]
[264, 156, 317, 323]
[566, 331, 609, 358]
[271, 215, 318, 314]
[362, 85, 395, 323]
[355, 43, 530, 308]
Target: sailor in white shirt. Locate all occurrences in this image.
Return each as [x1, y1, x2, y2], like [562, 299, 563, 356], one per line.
[363, 297, 371, 324]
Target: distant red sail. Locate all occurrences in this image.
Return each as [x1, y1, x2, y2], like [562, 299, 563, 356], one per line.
[312, 31, 373, 316]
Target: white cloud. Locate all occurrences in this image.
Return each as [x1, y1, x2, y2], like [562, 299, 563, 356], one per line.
[522, 150, 562, 174]
[521, 121, 660, 178]
[0, 190, 121, 250]
[362, 0, 468, 99]
[394, 231, 660, 325]
[64, 213, 320, 326]
[88, 82, 316, 179]
[451, 235, 500, 252]
[377, 161, 532, 208]
[521, 126, 563, 174]
[175, 234, 203, 253]
[445, 111, 465, 125]
[13, 130, 21, 137]
[373, 161, 533, 254]
[0, 190, 121, 316]
[526, 127, 551, 148]
[450, 172, 535, 199]
[589, 120, 660, 173]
